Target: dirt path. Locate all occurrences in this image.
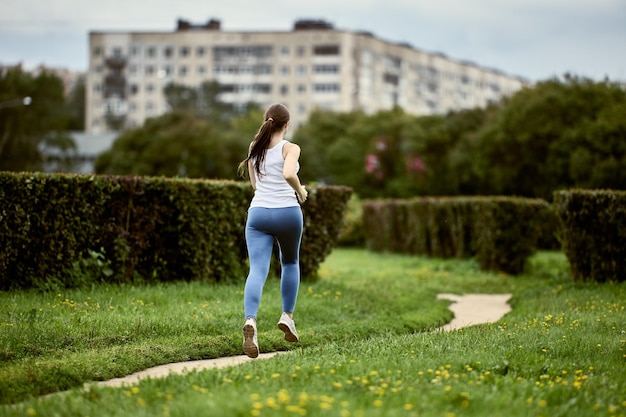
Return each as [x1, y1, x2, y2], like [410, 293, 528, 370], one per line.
[90, 293, 512, 388]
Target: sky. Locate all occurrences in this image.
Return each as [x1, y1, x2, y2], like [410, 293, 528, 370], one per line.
[1, 0, 625, 83]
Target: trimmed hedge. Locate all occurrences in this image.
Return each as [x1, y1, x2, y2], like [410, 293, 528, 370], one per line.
[0, 172, 352, 290]
[363, 196, 551, 275]
[554, 189, 626, 282]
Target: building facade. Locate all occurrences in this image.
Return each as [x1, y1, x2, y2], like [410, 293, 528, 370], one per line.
[86, 19, 527, 134]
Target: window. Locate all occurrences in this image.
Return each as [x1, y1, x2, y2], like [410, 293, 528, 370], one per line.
[384, 73, 399, 86]
[197, 65, 206, 75]
[146, 84, 155, 93]
[93, 46, 102, 57]
[213, 46, 273, 58]
[180, 46, 190, 58]
[253, 65, 272, 75]
[161, 66, 172, 77]
[179, 66, 188, 77]
[253, 84, 272, 94]
[296, 65, 307, 76]
[280, 65, 290, 75]
[146, 46, 156, 58]
[280, 46, 290, 56]
[297, 84, 306, 93]
[112, 47, 123, 57]
[128, 65, 138, 75]
[313, 83, 340, 93]
[196, 46, 206, 57]
[145, 65, 155, 76]
[280, 85, 289, 95]
[313, 45, 340, 55]
[297, 46, 306, 57]
[129, 84, 139, 95]
[130, 46, 140, 56]
[313, 64, 339, 74]
[164, 46, 173, 59]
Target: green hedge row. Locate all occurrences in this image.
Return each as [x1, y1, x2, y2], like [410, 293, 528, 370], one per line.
[362, 196, 552, 275]
[0, 172, 352, 290]
[554, 189, 625, 282]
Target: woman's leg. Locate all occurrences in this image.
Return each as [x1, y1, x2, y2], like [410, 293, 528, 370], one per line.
[243, 208, 275, 319]
[273, 207, 304, 314]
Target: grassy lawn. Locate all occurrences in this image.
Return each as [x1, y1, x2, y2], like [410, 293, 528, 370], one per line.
[1, 248, 624, 416]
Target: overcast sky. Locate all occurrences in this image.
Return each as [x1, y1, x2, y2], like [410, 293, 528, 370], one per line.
[1, 0, 625, 82]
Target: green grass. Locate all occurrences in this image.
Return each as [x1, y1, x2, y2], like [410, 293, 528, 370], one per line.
[1, 248, 625, 417]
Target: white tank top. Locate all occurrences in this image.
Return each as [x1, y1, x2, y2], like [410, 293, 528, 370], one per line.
[249, 140, 300, 208]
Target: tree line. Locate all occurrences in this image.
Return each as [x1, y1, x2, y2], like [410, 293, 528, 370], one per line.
[2, 67, 624, 201]
[295, 74, 626, 200]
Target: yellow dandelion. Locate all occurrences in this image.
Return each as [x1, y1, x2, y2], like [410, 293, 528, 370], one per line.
[131, 386, 140, 394]
[538, 400, 547, 408]
[271, 373, 281, 378]
[373, 400, 383, 407]
[404, 403, 413, 410]
[277, 389, 290, 404]
[27, 409, 36, 416]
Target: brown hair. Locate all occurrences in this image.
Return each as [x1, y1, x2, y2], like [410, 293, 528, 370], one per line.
[238, 103, 290, 178]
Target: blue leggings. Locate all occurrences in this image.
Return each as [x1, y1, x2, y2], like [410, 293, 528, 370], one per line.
[244, 206, 303, 319]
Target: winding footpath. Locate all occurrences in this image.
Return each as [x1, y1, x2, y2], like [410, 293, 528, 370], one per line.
[89, 293, 512, 389]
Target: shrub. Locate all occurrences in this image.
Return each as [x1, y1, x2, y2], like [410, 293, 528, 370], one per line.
[362, 196, 550, 275]
[0, 172, 351, 289]
[553, 189, 626, 282]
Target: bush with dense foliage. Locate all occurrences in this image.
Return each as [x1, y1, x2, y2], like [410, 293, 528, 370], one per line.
[0, 172, 351, 290]
[554, 189, 625, 282]
[362, 196, 551, 275]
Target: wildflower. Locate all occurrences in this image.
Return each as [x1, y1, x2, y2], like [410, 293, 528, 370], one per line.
[27, 409, 36, 416]
[373, 400, 383, 407]
[277, 389, 290, 404]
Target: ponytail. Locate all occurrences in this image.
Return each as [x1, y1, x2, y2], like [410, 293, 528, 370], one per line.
[237, 104, 290, 179]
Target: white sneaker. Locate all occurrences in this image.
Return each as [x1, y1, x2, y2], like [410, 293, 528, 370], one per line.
[277, 313, 299, 342]
[242, 318, 259, 358]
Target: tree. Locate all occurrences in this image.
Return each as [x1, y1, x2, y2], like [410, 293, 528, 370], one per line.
[0, 67, 75, 171]
[471, 75, 626, 199]
[95, 111, 222, 178]
[66, 75, 86, 131]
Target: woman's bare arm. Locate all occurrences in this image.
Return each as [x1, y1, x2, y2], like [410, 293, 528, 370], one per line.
[283, 142, 307, 202]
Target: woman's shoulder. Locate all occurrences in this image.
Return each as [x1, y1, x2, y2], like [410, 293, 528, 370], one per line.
[282, 141, 301, 157]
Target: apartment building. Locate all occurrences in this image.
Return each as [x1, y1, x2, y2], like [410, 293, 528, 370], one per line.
[86, 19, 527, 134]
